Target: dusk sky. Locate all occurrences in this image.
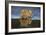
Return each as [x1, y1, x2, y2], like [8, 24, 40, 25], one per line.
[11, 6, 40, 20]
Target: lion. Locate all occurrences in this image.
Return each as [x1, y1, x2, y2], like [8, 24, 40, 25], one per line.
[20, 9, 32, 27]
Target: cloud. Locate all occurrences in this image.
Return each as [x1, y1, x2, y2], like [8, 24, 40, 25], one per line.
[11, 15, 21, 19]
[32, 16, 40, 20]
[12, 15, 40, 20]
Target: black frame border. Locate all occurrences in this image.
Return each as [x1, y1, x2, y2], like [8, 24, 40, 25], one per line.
[5, 1, 45, 35]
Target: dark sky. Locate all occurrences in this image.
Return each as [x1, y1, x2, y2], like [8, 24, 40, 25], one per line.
[11, 6, 40, 20]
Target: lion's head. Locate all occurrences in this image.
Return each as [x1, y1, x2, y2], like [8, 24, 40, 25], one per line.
[20, 9, 32, 27]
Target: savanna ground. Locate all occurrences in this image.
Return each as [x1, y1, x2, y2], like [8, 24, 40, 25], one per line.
[11, 19, 40, 29]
